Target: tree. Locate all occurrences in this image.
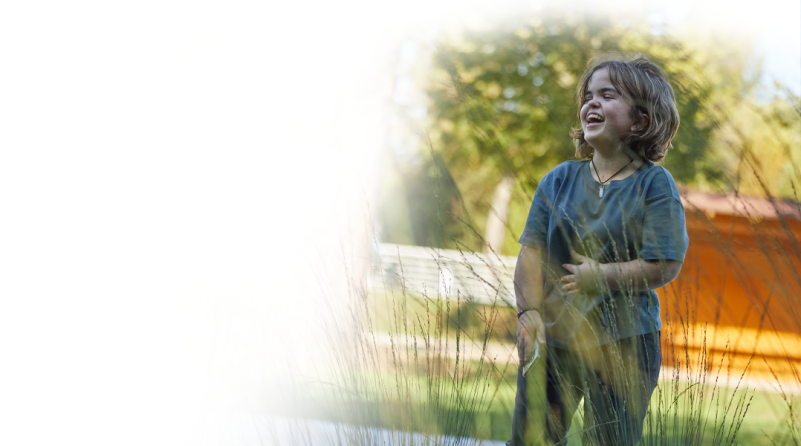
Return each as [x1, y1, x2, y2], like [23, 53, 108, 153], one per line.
[424, 13, 747, 255]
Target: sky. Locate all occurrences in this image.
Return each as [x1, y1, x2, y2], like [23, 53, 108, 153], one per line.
[650, 0, 801, 95]
[0, 1, 797, 445]
[420, 0, 801, 95]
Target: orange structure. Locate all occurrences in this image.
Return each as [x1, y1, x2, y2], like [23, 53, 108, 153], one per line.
[660, 190, 801, 384]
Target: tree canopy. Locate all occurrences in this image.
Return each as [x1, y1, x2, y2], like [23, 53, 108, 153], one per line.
[377, 13, 800, 254]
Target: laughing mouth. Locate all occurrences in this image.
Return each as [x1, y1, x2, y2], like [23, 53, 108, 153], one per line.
[587, 113, 604, 124]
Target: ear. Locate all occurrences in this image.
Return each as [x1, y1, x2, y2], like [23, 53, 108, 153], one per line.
[631, 112, 649, 132]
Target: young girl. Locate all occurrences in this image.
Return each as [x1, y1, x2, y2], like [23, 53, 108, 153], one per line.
[508, 54, 689, 445]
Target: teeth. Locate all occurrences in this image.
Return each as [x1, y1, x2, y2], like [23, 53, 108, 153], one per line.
[587, 113, 604, 123]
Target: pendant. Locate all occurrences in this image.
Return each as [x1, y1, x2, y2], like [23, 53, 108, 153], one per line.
[599, 186, 604, 198]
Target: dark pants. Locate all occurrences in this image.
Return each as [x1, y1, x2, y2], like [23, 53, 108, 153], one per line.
[508, 332, 661, 446]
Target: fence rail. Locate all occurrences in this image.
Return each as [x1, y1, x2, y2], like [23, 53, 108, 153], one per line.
[370, 243, 517, 306]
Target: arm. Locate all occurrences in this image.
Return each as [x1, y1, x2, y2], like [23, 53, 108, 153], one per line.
[560, 251, 682, 295]
[602, 257, 682, 291]
[515, 169, 558, 360]
[515, 245, 546, 362]
[515, 245, 544, 311]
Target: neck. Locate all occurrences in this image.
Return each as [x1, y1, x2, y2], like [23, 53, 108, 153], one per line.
[589, 145, 645, 183]
[591, 145, 641, 172]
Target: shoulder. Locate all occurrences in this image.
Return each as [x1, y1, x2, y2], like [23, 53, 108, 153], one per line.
[536, 160, 586, 194]
[638, 163, 682, 202]
[542, 160, 586, 183]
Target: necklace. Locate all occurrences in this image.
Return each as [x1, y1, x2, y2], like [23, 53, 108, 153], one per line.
[590, 158, 633, 198]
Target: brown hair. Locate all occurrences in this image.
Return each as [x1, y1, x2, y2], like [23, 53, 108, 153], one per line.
[570, 53, 680, 162]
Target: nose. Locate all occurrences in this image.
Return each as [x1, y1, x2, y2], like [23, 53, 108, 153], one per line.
[582, 99, 600, 120]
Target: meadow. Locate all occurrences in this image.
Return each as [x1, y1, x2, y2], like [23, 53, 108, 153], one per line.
[270, 12, 801, 446]
[287, 231, 801, 445]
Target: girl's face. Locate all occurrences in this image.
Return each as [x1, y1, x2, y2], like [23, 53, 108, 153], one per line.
[580, 68, 639, 151]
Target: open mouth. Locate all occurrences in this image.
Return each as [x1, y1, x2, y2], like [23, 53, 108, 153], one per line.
[587, 113, 604, 125]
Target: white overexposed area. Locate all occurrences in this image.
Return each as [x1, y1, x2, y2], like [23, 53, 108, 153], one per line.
[0, 0, 796, 445]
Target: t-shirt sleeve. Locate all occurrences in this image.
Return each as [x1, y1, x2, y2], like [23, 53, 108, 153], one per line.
[519, 173, 554, 249]
[639, 168, 690, 262]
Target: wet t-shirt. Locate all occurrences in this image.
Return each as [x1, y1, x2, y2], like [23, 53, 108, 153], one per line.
[519, 160, 689, 349]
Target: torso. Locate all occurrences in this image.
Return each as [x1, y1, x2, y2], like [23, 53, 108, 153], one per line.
[519, 159, 686, 349]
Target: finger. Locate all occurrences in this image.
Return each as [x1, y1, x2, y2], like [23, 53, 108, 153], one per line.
[562, 263, 577, 273]
[561, 274, 576, 283]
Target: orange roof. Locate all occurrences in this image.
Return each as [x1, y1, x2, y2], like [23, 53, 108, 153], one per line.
[680, 189, 801, 221]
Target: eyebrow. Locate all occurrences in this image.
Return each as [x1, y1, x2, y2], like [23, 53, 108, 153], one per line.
[585, 87, 619, 96]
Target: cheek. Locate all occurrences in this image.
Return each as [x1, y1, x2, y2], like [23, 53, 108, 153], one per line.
[608, 110, 630, 128]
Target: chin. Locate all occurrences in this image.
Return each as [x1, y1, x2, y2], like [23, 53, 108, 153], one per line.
[584, 135, 601, 148]
[585, 133, 615, 148]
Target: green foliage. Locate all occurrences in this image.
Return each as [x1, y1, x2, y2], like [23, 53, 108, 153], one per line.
[377, 152, 467, 249]
[428, 15, 747, 180]
[408, 13, 761, 254]
[379, 12, 799, 257]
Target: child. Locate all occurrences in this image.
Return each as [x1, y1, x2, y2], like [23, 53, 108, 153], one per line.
[508, 54, 689, 445]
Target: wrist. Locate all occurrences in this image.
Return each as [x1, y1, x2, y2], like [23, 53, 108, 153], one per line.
[599, 262, 610, 279]
[598, 262, 621, 290]
[517, 307, 540, 319]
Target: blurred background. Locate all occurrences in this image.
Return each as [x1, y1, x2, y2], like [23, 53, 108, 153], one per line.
[379, 4, 801, 256]
[0, 0, 799, 445]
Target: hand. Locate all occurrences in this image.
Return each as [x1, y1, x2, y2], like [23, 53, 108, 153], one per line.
[561, 251, 605, 295]
[517, 309, 545, 363]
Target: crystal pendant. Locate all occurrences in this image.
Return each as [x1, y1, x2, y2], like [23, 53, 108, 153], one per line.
[599, 186, 604, 198]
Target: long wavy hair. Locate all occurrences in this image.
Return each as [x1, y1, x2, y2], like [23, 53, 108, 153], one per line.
[570, 53, 680, 162]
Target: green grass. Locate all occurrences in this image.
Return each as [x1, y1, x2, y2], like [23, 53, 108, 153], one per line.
[293, 150, 801, 445]
[283, 283, 796, 443]
[289, 353, 793, 444]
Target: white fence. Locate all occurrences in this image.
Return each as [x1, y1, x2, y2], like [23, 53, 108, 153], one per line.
[370, 243, 517, 306]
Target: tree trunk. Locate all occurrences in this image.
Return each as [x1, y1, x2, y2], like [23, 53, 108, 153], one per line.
[483, 175, 514, 255]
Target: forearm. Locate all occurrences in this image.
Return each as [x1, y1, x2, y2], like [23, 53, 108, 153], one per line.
[514, 245, 544, 311]
[600, 258, 682, 292]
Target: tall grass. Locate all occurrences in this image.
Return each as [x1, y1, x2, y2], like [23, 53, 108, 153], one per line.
[306, 244, 512, 443]
[271, 36, 801, 446]
[285, 153, 801, 446]
[293, 262, 756, 445]
[284, 217, 801, 445]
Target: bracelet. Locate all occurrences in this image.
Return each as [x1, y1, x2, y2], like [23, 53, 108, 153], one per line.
[517, 308, 540, 319]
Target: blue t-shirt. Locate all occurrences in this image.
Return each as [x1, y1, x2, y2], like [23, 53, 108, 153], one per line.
[519, 160, 689, 349]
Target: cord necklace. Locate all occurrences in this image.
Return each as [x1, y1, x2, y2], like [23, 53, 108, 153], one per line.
[590, 158, 633, 198]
